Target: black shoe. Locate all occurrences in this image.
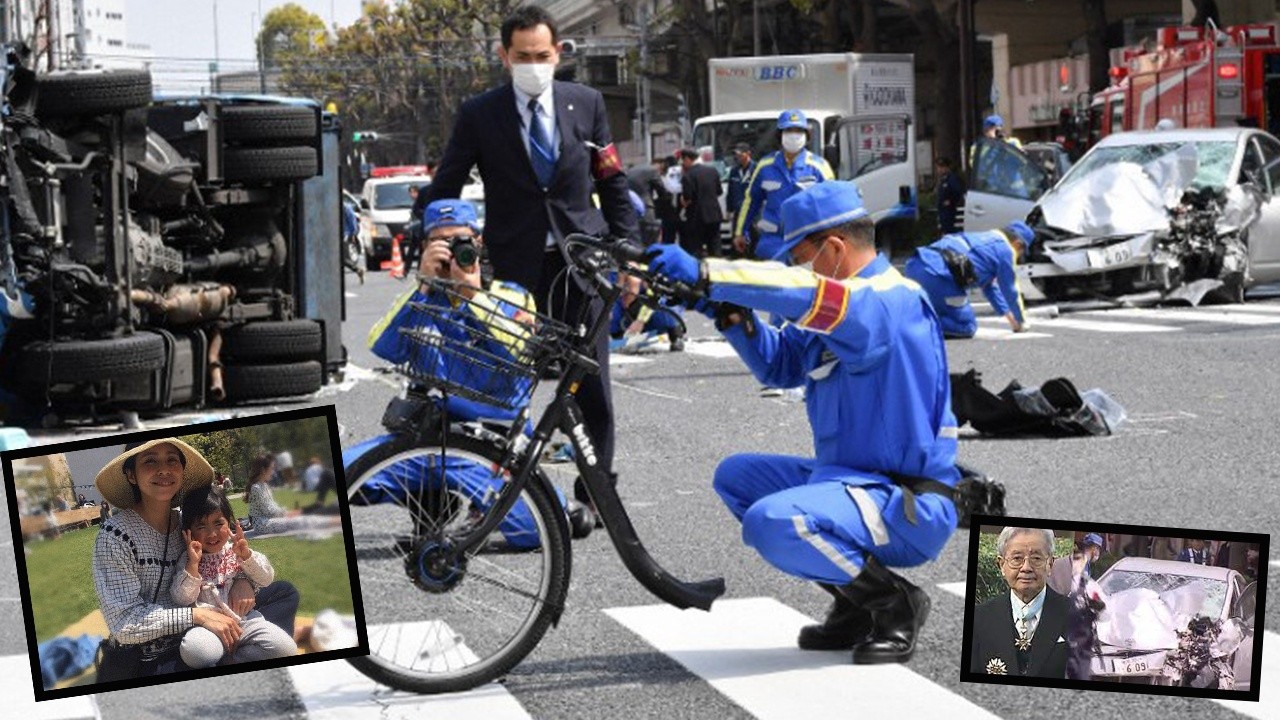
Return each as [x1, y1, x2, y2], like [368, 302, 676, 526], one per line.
[797, 583, 873, 650]
[566, 500, 595, 539]
[837, 557, 931, 664]
[574, 474, 612, 529]
[668, 330, 685, 352]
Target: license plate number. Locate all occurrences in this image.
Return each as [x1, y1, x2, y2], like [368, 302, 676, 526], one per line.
[1087, 243, 1133, 269]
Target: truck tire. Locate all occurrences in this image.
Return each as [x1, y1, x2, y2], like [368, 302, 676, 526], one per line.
[223, 146, 318, 183]
[222, 105, 319, 143]
[20, 333, 167, 384]
[35, 69, 153, 118]
[222, 360, 323, 401]
[221, 319, 322, 361]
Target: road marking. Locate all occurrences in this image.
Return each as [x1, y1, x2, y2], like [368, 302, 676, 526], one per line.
[287, 622, 531, 720]
[1210, 303, 1280, 315]
[972, 326, 1052, 340]
[1213, 631, 1278, 719]
[1269, 560, 1280, 568]
[684, 338, 740, 359]
[0, 654, 100, 719]
[611, 379, 694, 403]
[1126, 411, 1198, 423]
[1043, 317, 1179, 334]
[609, 354, 651, 366]
[1090, 308, 1280, 326]
[937, 582, 967, 599]
[606, 597, 999, 719]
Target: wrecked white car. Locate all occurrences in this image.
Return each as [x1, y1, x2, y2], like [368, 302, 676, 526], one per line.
[1021, 128, 1280, 304]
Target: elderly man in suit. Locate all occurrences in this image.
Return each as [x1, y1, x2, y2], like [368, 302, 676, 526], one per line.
[970, 527, 1070, 678]
[424, 5, 638, 514]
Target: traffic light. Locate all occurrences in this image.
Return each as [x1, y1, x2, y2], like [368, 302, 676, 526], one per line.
[353, 131, 379, 143]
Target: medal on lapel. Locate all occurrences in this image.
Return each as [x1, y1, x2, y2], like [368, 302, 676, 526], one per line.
[985, 658, 1008, 675]
[1015, 633, 1032, 651]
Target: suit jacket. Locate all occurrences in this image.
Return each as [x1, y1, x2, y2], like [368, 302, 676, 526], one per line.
[969, 588, 1070, 679]
[681, 162, 724, 225]
[425, 81, 638, 292]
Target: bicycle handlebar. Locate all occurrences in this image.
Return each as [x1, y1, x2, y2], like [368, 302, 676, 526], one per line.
[563, 233, 706, 305]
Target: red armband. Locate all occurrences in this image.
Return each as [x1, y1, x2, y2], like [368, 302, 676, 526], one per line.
[590, 142, 623, 181]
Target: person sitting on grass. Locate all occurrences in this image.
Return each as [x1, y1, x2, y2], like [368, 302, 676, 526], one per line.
[171, 487, 298, 667]
[244, 452, 343, 535]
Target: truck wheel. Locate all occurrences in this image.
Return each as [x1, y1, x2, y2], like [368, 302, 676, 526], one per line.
[222, 360, 323, 401]
[19, 333, 166, 384]
[35, 69, 152, 118]
[223, 146, 318, 182]
[221, 319, 323, 361]
[222, 105, 319, 143]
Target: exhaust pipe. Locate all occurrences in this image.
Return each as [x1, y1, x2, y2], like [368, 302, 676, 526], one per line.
[130, 283, 235, 324]
[208, 327, 225, 402]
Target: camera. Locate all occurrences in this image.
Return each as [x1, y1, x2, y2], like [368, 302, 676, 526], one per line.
[450, 235, 480, 267]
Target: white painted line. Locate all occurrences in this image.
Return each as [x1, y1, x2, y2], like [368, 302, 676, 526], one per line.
[1126, 411, 1198, 423]
[345, 291, 359, 299]
[1045, 317, 1179, 334]
[972, 327, 1052, 340]
[937, 582, 967, 599]
[1208, 303, 1280, 315]
[684, 339, 741, 359]
[609, 354, 651, 366]
[1269, 560, 1280, 568]
[1093, 308, 1280, 326]
[0, 654, 100, 719]
[606, 597, 999, 720]
[288, 622, 531, 720]
[611, 380, 694, 403]
[1212, 630, 1278, 719]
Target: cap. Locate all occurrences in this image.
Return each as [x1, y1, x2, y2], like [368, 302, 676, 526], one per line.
[777, 110, 808, 131]
[1082, 533, 1104, 549]
[1002, 220, 1035, 247]
[775, 181, 868, 260]
[983, 114, 1004, 129]
[423, 199, 481, 235]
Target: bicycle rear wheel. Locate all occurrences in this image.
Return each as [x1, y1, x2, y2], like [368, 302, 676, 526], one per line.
[344, 432, 570, 694]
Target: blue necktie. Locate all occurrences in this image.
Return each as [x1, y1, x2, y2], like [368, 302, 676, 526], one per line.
[527, 99, 556, 188]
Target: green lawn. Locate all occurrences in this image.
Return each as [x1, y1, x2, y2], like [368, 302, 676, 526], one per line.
[25, 515, 354, 643]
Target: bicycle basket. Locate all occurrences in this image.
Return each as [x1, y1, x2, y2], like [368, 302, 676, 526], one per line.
[396, 280, 570, 411]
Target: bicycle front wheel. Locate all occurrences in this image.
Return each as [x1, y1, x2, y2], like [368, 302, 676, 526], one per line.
[344, 432, 570, 694]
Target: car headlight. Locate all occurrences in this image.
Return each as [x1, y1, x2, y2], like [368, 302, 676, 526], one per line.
[374, 224, 391, 238]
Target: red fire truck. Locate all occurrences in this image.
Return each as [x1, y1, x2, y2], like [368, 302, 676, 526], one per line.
[1087, 23, 1280, 143]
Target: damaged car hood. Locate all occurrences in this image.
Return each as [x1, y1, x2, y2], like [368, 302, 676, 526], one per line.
[1039, 144, 1198, 237]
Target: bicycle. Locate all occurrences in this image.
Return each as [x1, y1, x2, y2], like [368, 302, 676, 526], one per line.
[342, 234, 723, 694]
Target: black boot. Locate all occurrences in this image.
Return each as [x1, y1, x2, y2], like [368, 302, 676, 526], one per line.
[838, 557, 931, 664]
[797, 583, 873, 650]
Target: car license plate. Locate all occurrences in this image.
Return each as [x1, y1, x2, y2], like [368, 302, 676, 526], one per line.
[1087, 243, 1134, 269]
[1112, 652, 1163, 674]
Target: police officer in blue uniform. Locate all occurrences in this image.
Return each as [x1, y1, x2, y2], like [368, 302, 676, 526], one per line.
[732, 110, 834, 261]
[647, 181, 959, 664]
[903, 221, 1034, 338]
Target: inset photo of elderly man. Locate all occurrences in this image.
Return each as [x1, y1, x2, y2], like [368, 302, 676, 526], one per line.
[961, 518, 1265, 702]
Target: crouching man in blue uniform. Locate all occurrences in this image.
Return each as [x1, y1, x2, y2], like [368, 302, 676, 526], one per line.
[647, 181, 959, 664]
[903, 221, 1035, 338]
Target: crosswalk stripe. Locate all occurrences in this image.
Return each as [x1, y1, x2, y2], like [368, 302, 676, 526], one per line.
[287, 621, 531, 720]
[972, 326, 1052, 340]
[1213, 631, 1278, 719]
[683, 338, 741, 358]
[1087, 308, 1280, 326]
[609, 353, 651, 365]
[606, 597, 1000, 719]
[0, 654, 99, 720]
[1209, 303, 1280, 315]
[937, 582, 967, 598]
[1040, 317, 1179, 333]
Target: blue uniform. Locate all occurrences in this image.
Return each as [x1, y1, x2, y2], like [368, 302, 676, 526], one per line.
[733, 149, 833, 260]
[903, 230, 1025, 339]
[704, 254, 959, 585]
[367, 280, 537, 422]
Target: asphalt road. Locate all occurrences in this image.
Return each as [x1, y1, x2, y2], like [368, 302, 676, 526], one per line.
[2, 267, 1277, 719]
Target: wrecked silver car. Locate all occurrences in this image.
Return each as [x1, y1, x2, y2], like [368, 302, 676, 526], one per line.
[1021, 128, 1280, 304]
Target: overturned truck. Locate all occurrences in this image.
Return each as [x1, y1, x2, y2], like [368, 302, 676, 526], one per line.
[0, 45, 346, 424]
[1020, 127, 1280, 305]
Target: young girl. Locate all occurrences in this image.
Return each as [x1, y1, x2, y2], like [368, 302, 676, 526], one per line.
[171, 487, 297, 667]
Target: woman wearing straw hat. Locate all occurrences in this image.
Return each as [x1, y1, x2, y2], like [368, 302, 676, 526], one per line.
[92, 438, 299, 678]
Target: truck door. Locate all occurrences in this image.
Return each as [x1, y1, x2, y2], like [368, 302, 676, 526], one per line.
[834, 114, 915, 226]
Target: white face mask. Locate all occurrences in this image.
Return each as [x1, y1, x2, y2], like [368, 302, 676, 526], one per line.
[781, 131, 807, 154]
[511, 62, 555, 97]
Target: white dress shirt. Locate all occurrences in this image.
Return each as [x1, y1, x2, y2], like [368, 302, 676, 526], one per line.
[1010, 585, 1047, 640]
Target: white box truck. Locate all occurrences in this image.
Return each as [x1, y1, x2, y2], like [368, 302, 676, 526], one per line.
[692, 53, 918, 247]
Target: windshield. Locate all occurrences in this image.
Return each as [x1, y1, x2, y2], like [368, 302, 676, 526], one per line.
[373, 180, 428, 210]
[1060, 141, 1237, 191]
[1099, 570, 1229, 619]
[692, 118, 822, 181]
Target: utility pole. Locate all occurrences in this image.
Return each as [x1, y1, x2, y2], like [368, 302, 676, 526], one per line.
[211, 0, 220, 91]
[753, 0, 760, 55]
[958, 0, 976, 173]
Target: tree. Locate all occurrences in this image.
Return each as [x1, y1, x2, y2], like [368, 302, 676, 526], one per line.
[258, 3, 326, 69]
[886, 1, 961, 166]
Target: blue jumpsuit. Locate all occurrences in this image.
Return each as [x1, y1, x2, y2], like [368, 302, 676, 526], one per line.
[705, 254, 959, 585]
[903, 230, 1025, 339]
[733, 149, 834, 260]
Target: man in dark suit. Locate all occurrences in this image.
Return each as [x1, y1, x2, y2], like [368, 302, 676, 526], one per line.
[970, 527, 1070, 679]
[678, 148, 724, 257]
[424, 6, 638, 510]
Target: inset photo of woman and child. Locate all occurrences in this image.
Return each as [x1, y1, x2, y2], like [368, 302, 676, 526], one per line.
[3, 406, 365, 700]
[961, 517, 1265, 702]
